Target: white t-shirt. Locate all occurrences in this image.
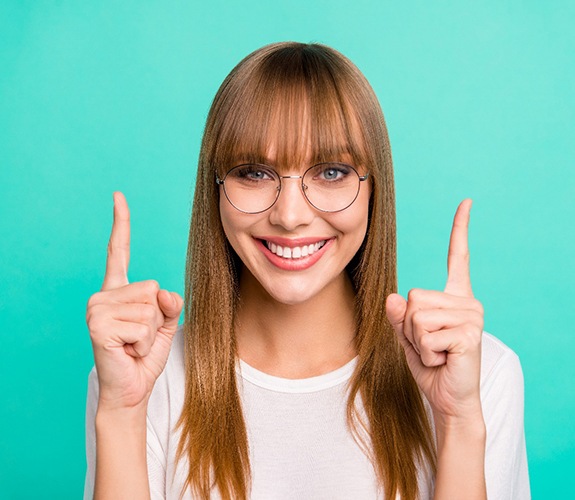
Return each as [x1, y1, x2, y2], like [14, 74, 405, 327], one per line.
[84, 329, 530, 499]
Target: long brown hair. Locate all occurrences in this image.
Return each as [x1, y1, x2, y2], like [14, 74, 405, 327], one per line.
[177, 42, 436, 499]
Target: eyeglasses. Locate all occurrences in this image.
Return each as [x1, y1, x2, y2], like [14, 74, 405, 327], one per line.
[216, 162, 369, 214]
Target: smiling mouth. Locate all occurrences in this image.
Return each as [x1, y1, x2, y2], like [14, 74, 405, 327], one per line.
[263, 240, 327, 259]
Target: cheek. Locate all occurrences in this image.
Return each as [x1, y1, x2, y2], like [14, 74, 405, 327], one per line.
[219, 198, 239, 247]
[219, 197, 256, 255]
[338, 191, 370, 239]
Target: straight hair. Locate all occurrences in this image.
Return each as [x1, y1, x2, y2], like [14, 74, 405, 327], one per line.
[177, 42, 436, 500]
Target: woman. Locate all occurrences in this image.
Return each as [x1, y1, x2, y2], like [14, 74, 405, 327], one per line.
[84, 42, 529, 499]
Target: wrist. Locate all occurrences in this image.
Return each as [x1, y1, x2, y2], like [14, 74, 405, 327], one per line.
[435, 414, 486, 455]
[94, 402, 150, 500]
[95, 400, 149, 432]
[434, 413, 487, 500]
[96, 388, 150, 413]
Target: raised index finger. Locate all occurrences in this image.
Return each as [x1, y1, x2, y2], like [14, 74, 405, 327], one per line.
[102, 192, 130, 291]
[444, 199, 473, 297]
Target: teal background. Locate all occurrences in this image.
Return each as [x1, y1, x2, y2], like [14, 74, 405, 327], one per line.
[1, 1, 573, 497]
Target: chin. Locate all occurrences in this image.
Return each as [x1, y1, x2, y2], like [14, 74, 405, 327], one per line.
[263, 282, 320, 306]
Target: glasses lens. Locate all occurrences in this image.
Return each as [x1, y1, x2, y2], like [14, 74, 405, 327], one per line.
[223, 164, 280, 213]
[303, 163, 361, 212]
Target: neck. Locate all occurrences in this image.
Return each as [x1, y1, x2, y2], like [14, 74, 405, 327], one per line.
[234, 268, 357, 379]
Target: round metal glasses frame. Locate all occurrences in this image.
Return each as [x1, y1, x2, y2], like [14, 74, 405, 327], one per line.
[215, 162, 370, 214]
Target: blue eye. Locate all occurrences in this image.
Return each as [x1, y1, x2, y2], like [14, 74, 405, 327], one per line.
[245, 170, 267, 180]
[322, 168, 342, 180]
[230, 164, 276, 182]
[311, 163, 351, 182]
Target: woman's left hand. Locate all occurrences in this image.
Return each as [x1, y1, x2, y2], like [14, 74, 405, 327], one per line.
[386, 199, 484, 425]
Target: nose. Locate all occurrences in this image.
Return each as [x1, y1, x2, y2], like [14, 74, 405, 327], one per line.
[268, 176, 315, 230]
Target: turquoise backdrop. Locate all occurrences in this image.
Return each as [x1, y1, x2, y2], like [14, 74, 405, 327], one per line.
[1, 1, 573, 497]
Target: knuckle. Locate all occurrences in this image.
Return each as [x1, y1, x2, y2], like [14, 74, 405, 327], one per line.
[419, 348, 434, 367]
[419, 332, 433, 351]
[137, 322, 151, 339]
[407, 288, 423, 302]
[467, 308, 484, 328]
[106, 244, 124, 263]
[87, 314, 106, 338]
[144, 280, 160, 295]
[140, 304, 157, 322]
[87, 292, 103, 309]
[462, 326, 482, 348]
[473, 299, 484, 316]
[474, 311, 485, 330]
[411, 309, 425, 326]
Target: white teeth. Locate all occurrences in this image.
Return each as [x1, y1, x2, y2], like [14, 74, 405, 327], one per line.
[265, 240, 326, 259]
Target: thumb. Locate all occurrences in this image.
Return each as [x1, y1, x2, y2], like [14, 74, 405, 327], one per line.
[157, 290, 184, 331]
[386, 293, 407, 338]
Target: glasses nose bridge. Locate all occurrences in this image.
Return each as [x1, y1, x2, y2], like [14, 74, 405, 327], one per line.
[278, 174, 303, 181]
[277, 173, 308, 197]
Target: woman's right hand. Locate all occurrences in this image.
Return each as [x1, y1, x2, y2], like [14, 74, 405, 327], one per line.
[86, 192, 184, 411]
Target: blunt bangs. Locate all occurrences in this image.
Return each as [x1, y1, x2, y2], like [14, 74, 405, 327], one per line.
[207, 43, 374, 176]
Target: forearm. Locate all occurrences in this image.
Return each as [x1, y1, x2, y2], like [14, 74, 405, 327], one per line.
[94, 404, 150, 500]
[434, 416, 487, 500]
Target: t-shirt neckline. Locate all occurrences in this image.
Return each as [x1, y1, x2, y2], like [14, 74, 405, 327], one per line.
[236, 356, 358, 394]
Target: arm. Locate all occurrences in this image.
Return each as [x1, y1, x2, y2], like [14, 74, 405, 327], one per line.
[434, 413, 487, 499]
[434, 339, 530, 499]
[84, 369, 168, 500]
[94, 405, 150, 500]
[85, 192, 183, 499]
[387, 200, 487, 499]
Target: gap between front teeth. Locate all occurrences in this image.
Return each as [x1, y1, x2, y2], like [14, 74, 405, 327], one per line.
[266, 240, 326, 259]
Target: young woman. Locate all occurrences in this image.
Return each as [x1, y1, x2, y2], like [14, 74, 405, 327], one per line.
[84, 42, 529, 499]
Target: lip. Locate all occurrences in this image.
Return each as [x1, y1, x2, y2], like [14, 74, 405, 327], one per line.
[254, 237, 334, 271]
[257, 236, 330, 247]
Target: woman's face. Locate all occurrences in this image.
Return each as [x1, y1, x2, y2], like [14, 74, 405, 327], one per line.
[219, 155, 371, 306]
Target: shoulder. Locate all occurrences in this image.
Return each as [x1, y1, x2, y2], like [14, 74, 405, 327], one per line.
[480, 331, 524, 394]
[480, 334, 531, 498]
[479, 331, 526, 444]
